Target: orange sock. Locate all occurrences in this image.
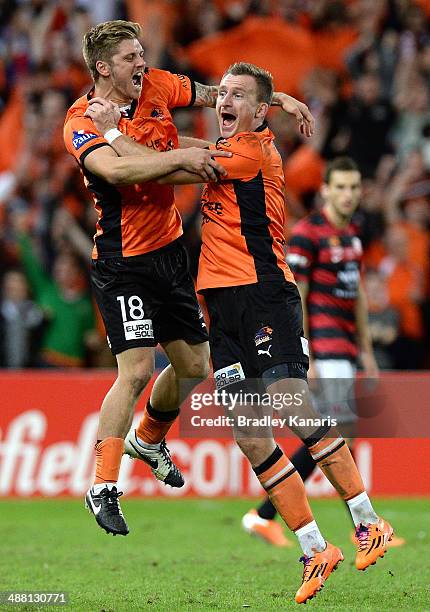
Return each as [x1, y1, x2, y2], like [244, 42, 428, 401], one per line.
[254, 446, 314, 531]
[94, 437, 124, 484]
[308, 435, 364, 500]
[136, 402, 179, 445]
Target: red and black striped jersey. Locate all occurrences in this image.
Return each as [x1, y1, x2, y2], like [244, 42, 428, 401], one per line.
[287, 210, 363, 361]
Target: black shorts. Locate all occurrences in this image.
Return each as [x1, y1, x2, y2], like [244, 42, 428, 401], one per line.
[204, 281, 309, 386]
[91, 239, 208, 355]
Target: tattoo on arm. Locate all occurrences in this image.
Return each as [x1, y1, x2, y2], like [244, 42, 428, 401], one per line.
[194, 82, 218, 108]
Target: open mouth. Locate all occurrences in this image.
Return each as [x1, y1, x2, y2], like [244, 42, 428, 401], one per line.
[221, 111, 236, 128]
[132, 72, 143, 87]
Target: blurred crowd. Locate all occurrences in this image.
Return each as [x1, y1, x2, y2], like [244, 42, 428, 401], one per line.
[0, 0, 429, 369]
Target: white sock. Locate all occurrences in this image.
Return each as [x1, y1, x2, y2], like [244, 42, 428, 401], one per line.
[295, 520, 326, 556]
[346, 492, 378, 526]
[135, 433, 160, 450]
[92, 482, 116, 494]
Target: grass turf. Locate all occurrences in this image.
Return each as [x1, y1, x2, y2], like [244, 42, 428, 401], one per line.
[1, 497, 428, 611]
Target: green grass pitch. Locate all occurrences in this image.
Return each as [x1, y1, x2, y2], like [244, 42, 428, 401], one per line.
[1, 497, 428, 611]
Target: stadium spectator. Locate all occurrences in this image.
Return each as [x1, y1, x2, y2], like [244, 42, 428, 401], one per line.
[365, 268, 401, 370]
[0, 0, 429, 371]
[343, 72, 396, 178]
[0, 268, 45, 368]
[12, 213, 97, 368]
[378, 224, 425, 368]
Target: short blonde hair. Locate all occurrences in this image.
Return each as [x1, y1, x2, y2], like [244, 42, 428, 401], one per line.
[82, 20, 141, 82]
[223, 62, 273, 104]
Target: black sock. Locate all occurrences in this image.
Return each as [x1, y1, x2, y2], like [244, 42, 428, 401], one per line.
[257, 445, 316, 520]
[291, 444, 317, 481]
[146, 400, 180, 422]
[257, 496, 278, 520]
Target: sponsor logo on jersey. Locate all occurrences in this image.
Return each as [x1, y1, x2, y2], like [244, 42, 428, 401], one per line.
[72, 130, 99, 150]
[254, 326, 273, 347]
[123, 319, 154, 341]
[214, 362, 245, 389]
[150, 108, 165, 120]
[257, 344, 272, 358]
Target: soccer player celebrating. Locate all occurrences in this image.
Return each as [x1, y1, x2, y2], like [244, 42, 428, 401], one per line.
[242, 157, 405, 549]
[192, 65, 394, 603]
[63, 21, 314, 537]
[63, 20, 235, 536]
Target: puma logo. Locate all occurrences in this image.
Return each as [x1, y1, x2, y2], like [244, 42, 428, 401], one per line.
[258, 344, 272, 358]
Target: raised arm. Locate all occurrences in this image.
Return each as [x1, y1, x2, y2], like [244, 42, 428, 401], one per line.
[193, 82, 315, 136]
[271, 92, 315, 137]
[194, 82, 218, 108]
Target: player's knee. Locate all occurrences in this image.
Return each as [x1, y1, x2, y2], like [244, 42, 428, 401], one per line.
[187, 357, 210, 380]
[235, 437, 274, 466]
[180, 348, 210, 380]
[121, 365, 153, 399]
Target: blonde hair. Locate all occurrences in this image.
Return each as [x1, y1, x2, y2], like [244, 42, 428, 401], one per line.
[82, 20, 141, 82]
[223, 62, 273, 104]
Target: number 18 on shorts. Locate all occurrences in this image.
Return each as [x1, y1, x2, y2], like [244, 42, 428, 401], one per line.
[117, 295, 154, 341]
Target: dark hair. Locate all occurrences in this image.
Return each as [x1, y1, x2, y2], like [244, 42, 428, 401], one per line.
[223, 62, 273, 104]
[324, 157, 360, 184]
[83, 20, 141, 82]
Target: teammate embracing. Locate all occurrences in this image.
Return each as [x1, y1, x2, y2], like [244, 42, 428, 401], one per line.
[63, 20, 233, 536]
[193, 67, 394, 603]
[63, 20, 314, 538]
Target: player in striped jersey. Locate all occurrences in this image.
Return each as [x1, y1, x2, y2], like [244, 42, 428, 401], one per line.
[190, 67, 395, 602]
[243, 157, 404, 550]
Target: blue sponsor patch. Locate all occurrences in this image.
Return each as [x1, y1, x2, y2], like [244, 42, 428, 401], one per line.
[72, 130, 99, 150]
[254, 326, 273, 346]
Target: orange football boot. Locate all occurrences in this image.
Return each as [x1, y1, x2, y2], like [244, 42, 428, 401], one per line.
[351, 528, 404, 548]
[295, 542, 344, 604]
[354, 518, 394, 570]
[241, 509, 292, 547]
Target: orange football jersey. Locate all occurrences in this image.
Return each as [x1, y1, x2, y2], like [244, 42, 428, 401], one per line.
[64, 68, 195, 259]
[197, 123, 295, 291]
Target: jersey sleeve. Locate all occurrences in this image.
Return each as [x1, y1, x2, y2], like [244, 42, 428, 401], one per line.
[63, 115, 110, 166]
[209, 134, 262, 181]
[162, 71, 196, 108]
[286, 221, 317, 281]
